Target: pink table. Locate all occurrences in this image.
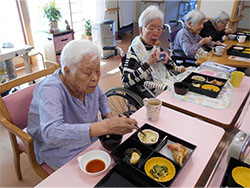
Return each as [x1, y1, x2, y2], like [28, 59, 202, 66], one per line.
[205, 96, 250, 187]
[36, 106, 225, 187]
[157, 76, 250, 128]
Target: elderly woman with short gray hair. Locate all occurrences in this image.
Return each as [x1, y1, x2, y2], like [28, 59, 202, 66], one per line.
[200, 11, 232, 41]
[173, 10, 216, 59]
[121, 5, 185, 98]
[27, 39, 138, 169]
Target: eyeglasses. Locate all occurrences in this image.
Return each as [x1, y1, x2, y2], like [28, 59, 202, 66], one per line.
[220, 20, 228, 26]
[144, 27, 164, 33]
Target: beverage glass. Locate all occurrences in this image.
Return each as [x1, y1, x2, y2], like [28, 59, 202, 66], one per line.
[227, 71, 245, 87]
[143, 98, 162, 121]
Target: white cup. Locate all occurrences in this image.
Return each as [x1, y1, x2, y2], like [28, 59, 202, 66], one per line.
[213, 45, 225, 56]
[143, 98, 162, 121]
[237, 35, 246, 43]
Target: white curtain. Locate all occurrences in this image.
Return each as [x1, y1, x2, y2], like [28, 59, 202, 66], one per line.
[118, 0, 135, 28]
[95, 0, 106, 22]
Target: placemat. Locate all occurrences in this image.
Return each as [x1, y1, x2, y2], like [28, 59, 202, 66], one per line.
[165, 67, 233, 110]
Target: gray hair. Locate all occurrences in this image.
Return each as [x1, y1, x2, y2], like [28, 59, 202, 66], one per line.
[60, 39, 100, 75]
[213, 11, 230, 23]
[184, 10, 206, 26]
[138, 5, 164, 28]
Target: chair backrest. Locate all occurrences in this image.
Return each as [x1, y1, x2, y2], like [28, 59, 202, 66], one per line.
[0, 61, 59, 180]
[2, 84, 36, 129]
[164, 20, 185, 55]
[0, 61, 59, 128]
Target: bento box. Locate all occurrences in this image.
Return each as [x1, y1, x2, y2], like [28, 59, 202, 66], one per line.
[181, 72, 227, 98]
[221, 157, 250, 187]
[95, 123, 196, 187]
[227, 45, 250, 58]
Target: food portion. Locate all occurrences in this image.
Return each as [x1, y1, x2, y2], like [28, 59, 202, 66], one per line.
[86, 159, 105, 173]
[201, 84, 220, 92]
[192, 82, 201, 88]
[145, 157, 176, 182]
[191, 75, 205, 81]
[233, 46, 244, 50]
[149, 164, 169, 181]
[138, 129, 159, 144]
[167, 143, 190, 166]
[125, 148, 141, 165]
[210, 79, 224, 86]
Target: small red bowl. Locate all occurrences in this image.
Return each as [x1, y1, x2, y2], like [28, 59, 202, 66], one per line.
[174, 82, 189, 95]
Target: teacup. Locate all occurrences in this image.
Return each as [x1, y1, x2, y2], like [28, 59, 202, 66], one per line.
[228, 34, 236, 40]
[143, 98, 162, 121]
[237, 35, 246, 43]
[227, 71, 245, 87]
[213, 45, 225, 56]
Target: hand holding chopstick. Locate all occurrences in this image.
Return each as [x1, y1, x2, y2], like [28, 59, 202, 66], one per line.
[119, 114, 146, 136]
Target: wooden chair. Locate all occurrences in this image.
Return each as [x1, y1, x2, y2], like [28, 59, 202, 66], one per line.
[0, 61, 60, 180]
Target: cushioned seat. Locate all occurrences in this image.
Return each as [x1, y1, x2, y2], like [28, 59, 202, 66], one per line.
[0, 61, 59, 180]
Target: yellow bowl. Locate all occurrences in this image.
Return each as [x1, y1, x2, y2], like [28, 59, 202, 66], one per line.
[144, 157, 176, 182]
[232, 166, 250, 187]
[201, 84, 220, 92]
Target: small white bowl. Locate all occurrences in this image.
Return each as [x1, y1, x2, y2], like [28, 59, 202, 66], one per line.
[138, 129, 159, 145]
[77, 150, 111, 176]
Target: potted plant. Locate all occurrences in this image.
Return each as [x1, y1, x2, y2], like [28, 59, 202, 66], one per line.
[43, 1, 62, 31]
[82, 19, 92, 40]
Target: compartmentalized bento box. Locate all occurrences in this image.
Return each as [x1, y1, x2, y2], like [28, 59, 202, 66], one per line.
[95, 123, 196, 187]
[221, 157, 250, 187]
[227, 45, 250, 58]
[181, 72, 227, 98]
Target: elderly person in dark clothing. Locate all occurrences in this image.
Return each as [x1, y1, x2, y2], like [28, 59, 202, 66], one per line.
[173, 10, 219, 59]
[200, 11, 232, 41]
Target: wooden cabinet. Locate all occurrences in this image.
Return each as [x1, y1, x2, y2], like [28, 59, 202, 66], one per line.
[43, 29, 74, 65]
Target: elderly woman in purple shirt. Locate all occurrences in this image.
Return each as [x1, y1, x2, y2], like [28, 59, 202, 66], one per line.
[173, 10, 218, 59]
[27, 39, 138, 169]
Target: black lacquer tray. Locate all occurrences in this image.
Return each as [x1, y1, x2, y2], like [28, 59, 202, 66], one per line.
[221, 157, 250, 187]
[181, 72, 227, 98]
[95, 123, 196, 187]
[227, 45, 250, 58]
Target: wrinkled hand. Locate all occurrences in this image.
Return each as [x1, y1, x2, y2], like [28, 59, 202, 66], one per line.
[213, 41, 222, 46]
[147, 48, 161, 66]
[200, 36, 212, 45]
[225, 28, 233, 35]
[160, 51, 169, 64]
[105, 116, 138, 135]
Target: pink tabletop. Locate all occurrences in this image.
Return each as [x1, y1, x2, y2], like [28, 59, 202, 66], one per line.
[157, 76, 250, 128]
[239, 97, 250, 133]
[206, 97, 250, 187]
[36, 106, 224, 187]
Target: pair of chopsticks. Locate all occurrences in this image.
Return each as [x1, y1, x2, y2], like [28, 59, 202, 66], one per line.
[118, 114, 146, 136]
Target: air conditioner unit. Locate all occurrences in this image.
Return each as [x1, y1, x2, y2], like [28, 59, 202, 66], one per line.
[92, 20, 116, 59]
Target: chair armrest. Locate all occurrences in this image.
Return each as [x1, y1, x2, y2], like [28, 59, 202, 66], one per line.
[0, 112, 33, 145]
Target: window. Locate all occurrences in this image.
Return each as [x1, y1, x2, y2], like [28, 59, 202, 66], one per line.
[0, 0, 25, 46]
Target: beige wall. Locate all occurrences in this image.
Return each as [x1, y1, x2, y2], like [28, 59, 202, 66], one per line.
[238, 1, 250, 30]
[199, 0, 234, 19]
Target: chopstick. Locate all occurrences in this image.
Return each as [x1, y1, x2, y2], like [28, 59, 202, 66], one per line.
[119, 114, 146, 136]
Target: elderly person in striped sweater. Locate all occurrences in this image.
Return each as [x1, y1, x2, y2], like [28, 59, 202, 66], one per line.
[120, 5, 185, 98]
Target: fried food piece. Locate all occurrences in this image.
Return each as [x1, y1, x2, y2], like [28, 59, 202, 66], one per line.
[155, 40, 162, 46]
[167, 143, 190, 166]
